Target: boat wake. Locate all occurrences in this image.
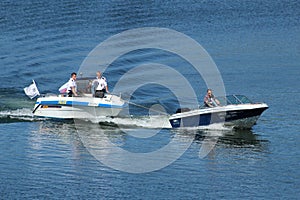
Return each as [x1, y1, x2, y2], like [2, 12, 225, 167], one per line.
[0, 108, 231, 131]
[0, 108, 44, 123]
[85, 115, 173, 129]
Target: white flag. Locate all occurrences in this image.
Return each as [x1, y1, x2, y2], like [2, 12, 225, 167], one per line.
[24, 80, 40, 99]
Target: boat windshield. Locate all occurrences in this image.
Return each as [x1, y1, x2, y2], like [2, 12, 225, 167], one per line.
[76, 77, 94, 94]
[217, 95, 252, 105]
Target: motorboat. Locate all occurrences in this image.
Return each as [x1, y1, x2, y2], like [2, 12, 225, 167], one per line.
[169, 95, 268, 129]
[33, 77, 126, 119]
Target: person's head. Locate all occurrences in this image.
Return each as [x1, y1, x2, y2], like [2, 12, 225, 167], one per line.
[71, 72, 77, 80]
[96, 71, 102, 78]
[207, 89, 212, 97]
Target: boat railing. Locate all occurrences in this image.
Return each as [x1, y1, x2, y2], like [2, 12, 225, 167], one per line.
[217, 95, 252, 105]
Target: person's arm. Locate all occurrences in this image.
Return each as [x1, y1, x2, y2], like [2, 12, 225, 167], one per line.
[215, 98, 220, 106]
[71, 86, 78, 96]
[104, 79, 109, 93]
[206, 101, 213, 107]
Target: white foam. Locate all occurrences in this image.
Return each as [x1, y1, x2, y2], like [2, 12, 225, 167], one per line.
[0, 108, 35, 121]
[90, 115, 172, 129]
[0, 108, 33, 117]
[0, 108, 232, 131]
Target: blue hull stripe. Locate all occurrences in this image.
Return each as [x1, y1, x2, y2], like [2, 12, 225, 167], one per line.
[36, 100, 125, 108]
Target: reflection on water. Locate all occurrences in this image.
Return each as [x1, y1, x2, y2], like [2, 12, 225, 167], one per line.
[31, 120, 83, 161]
[194, 129, 268, 149]
[36, 119, 77, 135]
[217, 129, 268, 148]
[33, 120, 268, 164]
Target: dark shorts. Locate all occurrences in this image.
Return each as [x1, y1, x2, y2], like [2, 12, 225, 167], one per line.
[95, 90, 105, 98]
[68, 90, 73, 97]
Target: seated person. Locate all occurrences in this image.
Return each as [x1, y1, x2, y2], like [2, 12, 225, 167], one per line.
[204, 89, 220, 107]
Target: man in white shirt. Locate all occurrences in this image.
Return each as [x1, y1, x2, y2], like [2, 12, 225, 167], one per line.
[67, 72, 78, 97]
[93, 71, 109, 98]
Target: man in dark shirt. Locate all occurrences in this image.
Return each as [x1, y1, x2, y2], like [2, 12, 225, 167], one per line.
[204, 89, 220, 107]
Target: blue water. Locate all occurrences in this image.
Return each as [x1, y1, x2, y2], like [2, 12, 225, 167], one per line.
[1, 0, 300, 199]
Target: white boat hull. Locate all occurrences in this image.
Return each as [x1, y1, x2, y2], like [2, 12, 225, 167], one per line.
[33, 94, 126, 119]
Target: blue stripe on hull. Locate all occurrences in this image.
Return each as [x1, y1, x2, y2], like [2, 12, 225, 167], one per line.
[36, 100, 125, 108]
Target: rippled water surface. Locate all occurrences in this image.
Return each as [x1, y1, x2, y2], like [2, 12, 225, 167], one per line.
[1, 0, 299, 199]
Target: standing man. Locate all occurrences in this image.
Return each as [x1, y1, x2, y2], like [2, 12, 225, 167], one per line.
[67, 72, 78, 97]
[93, 71, 109, 98]
[204, 89, 220, 107]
